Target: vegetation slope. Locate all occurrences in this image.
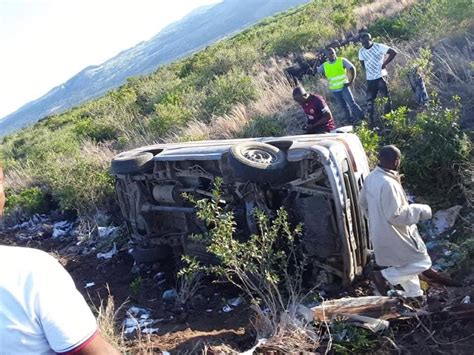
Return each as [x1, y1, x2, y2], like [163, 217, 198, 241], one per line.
[1, 0, 472, 223]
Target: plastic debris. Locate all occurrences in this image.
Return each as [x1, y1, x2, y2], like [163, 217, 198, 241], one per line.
[162, 289, 178, 301]
[296, 304, 314, 323]
[206, 309, 213, 312]
[341, 314, 390, 332]
[141, 327, 159, 334]
[432, 205, 462, 236]
[85, 282, 95, 288]
[222, 305, 233, 313]
[96, 243, 117, 259]
[228, 297, 242, 307]
[123, 306, 159, 335]
[240, 338, 268, 355]
[98, 226, 119, 239]
[52, 220, 74, 238]
[426, 240, 465, 271]
[461, 296, 471, 304]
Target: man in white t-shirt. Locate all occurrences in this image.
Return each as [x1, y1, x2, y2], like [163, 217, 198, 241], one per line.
[358, 32, 397, 127]
[0, 245, 119, 354]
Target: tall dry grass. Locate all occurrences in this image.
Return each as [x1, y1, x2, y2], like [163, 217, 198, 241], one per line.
[170, 69, 302, 142]
[355, 0, 417, 28]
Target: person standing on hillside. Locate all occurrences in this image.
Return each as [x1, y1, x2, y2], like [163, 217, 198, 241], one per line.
[317, 47, 364, 124]
[0, 245, 120, 354]
[358, 145, 432, 299]
[292, 86, 336, 134]
[358, 32, 397, 126]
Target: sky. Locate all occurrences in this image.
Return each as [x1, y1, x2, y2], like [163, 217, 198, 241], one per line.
[0, 0, 221, 119]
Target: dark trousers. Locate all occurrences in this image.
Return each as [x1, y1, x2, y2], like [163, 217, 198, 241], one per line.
[366, 77, 392, 126]
[332, 86, 364, 124]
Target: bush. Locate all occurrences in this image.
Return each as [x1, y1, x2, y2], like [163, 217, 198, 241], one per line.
[149, 92, 194, 135]
[40, 156, 115, 214]
[73, 117, 118, 142]
[239, 114, 286, 138]
[381, 101, 471, 203]
[355, 121, 380, 168]
[5, 187, 50, 216]
[184, 179, 312, 340]
[203, 71, 257, 117]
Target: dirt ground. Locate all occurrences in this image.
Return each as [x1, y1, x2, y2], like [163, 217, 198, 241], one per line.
[1, 226, 473, 354]
[0, 228, 254, 353]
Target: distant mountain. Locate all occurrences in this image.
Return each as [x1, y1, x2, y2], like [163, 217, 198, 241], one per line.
[0, 0, 309, 136]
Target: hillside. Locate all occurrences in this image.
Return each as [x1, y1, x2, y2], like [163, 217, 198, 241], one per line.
[0, 0, 309, 136]
[0, 0, 473, 353]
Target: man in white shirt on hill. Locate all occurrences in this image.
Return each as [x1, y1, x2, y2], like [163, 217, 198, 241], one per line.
[358, 32, 397, 127]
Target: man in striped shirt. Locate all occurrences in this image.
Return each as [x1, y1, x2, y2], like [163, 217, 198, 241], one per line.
[359, 32, 397, 127]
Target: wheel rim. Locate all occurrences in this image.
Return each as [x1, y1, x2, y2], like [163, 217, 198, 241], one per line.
[242, 147, 277, 164]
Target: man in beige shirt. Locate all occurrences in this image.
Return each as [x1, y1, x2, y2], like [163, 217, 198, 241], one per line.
[359, 145, 432, 298]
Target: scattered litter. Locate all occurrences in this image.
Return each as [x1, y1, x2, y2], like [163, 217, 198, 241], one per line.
[341, 314, 390, 332]
[461, 296, 471, 304]
[296, 304, 314, 323]
[85, 282, 95, 289]
[98, 226, 119, 239]
[222, 305, 233, 313]
[162, 289, 178, 301]
[141, 327, 159, 334]
[154, 272, 166, 280]
[334, 328, 348, 342]
[162, 351, 171, 355]
[240, 338, 267, 355]
[426, 240, 465, 271]
[432, 205, 462, 236]
[123, 306, 159, 336]
[52, 220, 74, 238]
[96, 243, 117, 259]
[228, 297, 242, 307]
[206, 309, 213, 312]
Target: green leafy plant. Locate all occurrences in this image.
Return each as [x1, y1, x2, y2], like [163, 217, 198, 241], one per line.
[183, 179, 317, 345]
[331, 321, 379, 354]
[355, 121, 380, 168]
[129, 276, 143, 295]
[380, 100, 471, 204]
[5, 186, 50, 215]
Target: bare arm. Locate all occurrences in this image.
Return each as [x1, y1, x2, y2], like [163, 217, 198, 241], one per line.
[347, 67, 356, 85]
[75, 333, 120, 355]
[306, 112, 332, 129]
[382, 48, 397, 69]
[359, 60, 365, 72]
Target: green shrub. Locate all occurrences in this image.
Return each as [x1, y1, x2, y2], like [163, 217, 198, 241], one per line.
[203, 71, 257, 117]
[239, 114, 286, 138]
[73, 117, 118, 141]
[381, 101, 471, 203]
[355, 121, 380, 168]
[5, 187, 50, 215]
[184, 179, 307, 338]
[40, 157, 114, 213]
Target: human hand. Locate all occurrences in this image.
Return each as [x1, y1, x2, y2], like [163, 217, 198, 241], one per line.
[381, 63, 387, 70]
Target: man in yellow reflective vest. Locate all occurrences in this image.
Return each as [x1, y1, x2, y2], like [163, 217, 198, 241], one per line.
[317, 47, 364, 124]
